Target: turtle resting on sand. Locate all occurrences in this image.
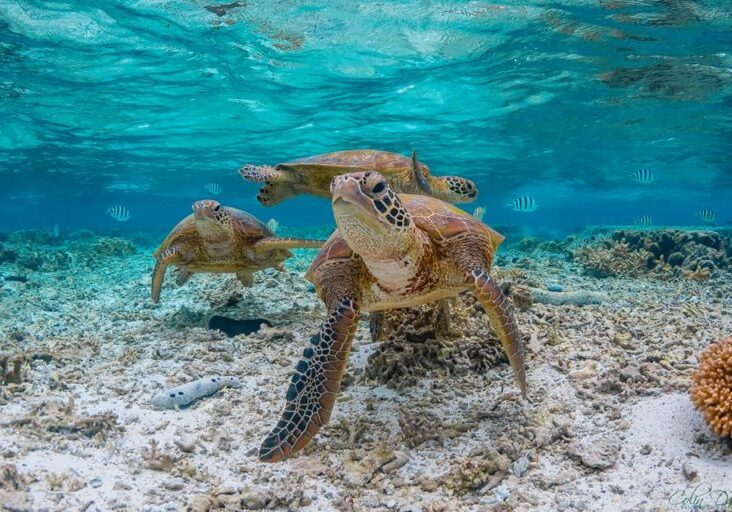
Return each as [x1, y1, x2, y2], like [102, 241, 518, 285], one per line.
[151, 199, 323, 303]
[259, 172, 526, 462]
[239, 149, 478, 206]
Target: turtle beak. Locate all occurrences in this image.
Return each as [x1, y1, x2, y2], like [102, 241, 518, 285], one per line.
[332, 175, 385, 231]
[332, 176, 366, 210]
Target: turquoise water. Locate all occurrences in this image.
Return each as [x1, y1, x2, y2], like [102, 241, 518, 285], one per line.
[0, 1, 730, 234]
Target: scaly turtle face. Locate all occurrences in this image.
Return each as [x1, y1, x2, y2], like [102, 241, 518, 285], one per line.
[331, 172, 414, 258]
[193, 199, 232, 241]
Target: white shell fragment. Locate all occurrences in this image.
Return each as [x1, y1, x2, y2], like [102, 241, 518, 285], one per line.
[150, 375, 242, 410]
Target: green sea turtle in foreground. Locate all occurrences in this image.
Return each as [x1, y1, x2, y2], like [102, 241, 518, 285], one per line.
[151, 200, 323, 303]
[239, 149, 478, 206]
[259, 172, 526, 462]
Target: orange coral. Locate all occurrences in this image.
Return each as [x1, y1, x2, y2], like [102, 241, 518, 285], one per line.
[691, 337, 732, 437]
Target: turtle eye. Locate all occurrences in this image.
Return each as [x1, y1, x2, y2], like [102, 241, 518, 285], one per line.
[213, 204, 221, 211]
[372, 181, 386, 194]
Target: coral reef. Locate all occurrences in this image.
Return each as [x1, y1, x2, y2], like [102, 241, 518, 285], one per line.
[0, 242, 16, 263]
[365, 294, 506, 388]
[575, 241, 653, 277]
[691, 336, 732, 437]
[0, 231, 140, 273]
[87, 237, 137, 258]
[575, 229, 731, 279]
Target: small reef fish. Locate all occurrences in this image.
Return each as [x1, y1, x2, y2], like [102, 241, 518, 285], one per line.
[472, 206, 485, 221]
[634, 215, 652, 227]
[205, 182, 222, 195]
[506, 196, 538, 212]
[106, 205, 131, 222]
[697, 209, 715, 225]
[632, 168, 656, 184]
[150, 375, 242, 409]
[266, 218, 279, 234]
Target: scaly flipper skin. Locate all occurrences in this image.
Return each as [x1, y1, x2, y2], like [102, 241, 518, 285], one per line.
[238, 164, 289, 183]
[259, 296, 361, 462]
[151, 244, 185, 303]
[467, 269, 527, 398]
[253, 237, 324, 252]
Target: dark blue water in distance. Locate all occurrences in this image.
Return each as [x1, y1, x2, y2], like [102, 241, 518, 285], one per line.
[1, 1, 731, 236]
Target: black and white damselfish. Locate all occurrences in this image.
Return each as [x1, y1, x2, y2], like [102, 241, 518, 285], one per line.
[696, 209, 715, 225]
[106, 205, 131, 222]
[506, 196, 538, 212]
[634, 215, 652, 227]
[632, 168, 656, 184]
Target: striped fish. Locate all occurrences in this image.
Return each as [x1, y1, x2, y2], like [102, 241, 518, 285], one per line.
[697, 209, 715, 225]
[205, 182, 222, 195]
[506, 196, 538, 212]
[634, 215, 652, 227]
[632, 169, 656, 184]
[106, 205, 131, 222]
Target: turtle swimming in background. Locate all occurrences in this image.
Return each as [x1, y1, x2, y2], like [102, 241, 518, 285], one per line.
[151, 199, 324, 303]
[259, 171, 526, 462]
[239, 149, 478, 206]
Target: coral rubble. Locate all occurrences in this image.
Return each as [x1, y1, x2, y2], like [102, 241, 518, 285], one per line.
[691, 336, 732, 437]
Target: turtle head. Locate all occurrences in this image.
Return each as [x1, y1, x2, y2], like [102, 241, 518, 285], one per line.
[331, 172, 415, 259]
[193, 199, 232, 240]
[428, 175, 478, 204]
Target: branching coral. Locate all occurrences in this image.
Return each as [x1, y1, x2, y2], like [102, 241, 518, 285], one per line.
[575, 241, 653, 277]
[365, 295, 506, 388]
[691, 337, 732, 437]
[574, 229, 731, 279]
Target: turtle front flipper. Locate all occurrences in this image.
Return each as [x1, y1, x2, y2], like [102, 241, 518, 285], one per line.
[151, 245, 185, 303]
[411, 149, 433, 195]
[238, 164, 298, 206]
[259, 296, 360, 462]
[467, 269, 527, 398]
[253, 237, 324, 251]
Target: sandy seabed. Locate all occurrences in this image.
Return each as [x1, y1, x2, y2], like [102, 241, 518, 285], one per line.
[1, 231, 731, 512]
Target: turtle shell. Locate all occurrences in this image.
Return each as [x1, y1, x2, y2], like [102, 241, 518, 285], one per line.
[153, 215, 197, 259]
[226, 207, 275, 239]
[280, 150, 428, 180]
[402, 194, 504, 251]
[154, 207, 274, 258]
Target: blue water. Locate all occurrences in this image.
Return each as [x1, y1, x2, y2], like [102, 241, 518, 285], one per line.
[1, 1, 731, 234]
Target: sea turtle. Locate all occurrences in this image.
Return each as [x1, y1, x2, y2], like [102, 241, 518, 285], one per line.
[239, 149, 478, 206]
[259, 172, 526, 462]
[151, 199, 323, 303]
